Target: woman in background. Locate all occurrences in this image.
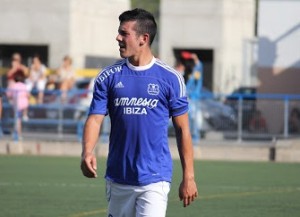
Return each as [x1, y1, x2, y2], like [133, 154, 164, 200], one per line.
[26, 55, 47, 104]
[57, 55, 75, 102]
[6, 53, 28, 87]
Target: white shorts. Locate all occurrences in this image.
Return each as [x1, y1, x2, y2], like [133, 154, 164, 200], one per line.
[106, 181, 171, 217]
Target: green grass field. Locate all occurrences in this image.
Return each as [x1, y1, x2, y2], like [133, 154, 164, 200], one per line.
[0, 155, 299, 217]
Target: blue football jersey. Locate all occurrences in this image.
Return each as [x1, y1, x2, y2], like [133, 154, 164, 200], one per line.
[89, 57, 188, 186]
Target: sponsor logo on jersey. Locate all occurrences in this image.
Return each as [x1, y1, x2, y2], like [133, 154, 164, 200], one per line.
[114, 97, 158, 109]
[114, 97, 158, 115]
[123, 107, 147, 115]
[147, 83, 159, 95]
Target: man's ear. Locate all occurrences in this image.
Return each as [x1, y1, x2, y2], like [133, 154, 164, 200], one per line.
[140, 33, 150, 46]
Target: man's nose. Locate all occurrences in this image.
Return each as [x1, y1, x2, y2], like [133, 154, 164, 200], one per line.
[116, 34, 121, 41]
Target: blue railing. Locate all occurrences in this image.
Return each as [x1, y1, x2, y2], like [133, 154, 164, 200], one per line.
[1, 88, 300, 142]
[1, 88, 91, 142]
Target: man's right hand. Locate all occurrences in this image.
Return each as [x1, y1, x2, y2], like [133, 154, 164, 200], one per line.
[81, 152, 98, 178]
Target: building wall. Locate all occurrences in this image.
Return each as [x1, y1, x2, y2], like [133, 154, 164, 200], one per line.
[70, 0, 130, 68]
[160, 0, 256, 93]
[220, 0, 255, 92]
[0, 0, 129, 69]
[0, 0, 71, 68]
[256, 0, 300, 134]
[258, 0, 300, 69]
[257, 0, 300, 94]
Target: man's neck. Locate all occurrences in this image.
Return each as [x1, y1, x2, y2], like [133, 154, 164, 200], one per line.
[128, 50, 154, 66]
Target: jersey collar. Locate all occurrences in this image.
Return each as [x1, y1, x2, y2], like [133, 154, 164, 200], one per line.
[126, 56, 156, 71]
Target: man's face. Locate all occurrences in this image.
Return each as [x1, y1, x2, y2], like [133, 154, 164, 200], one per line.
[116, 21, 142, 58]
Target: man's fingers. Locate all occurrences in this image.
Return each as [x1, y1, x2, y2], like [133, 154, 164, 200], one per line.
[179, 180, 198, 207]
[183, 197, 191, 207]
[81, 158, 97, 178]
[80, 161, 94, 178]
[182, 192, 198, 207]
[191, 195, 195, 201]
[91, 157, 97, 171]
[85, 159, 97, 177]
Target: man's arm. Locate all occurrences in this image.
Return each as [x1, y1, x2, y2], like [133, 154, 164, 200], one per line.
[172, 113, 198, 207]
[0, 96, 2, 124]
[0, 95, 2, 119]
[81, 114, 104, 178]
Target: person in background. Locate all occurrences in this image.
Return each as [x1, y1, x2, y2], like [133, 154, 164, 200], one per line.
[6, 53, 28, 87]
[288, 108, 300, 134]
[57, 55, 75, 102]
[249, 109, 268, 133]
[6, 71, 29, 140]
[183, 52, 203, 144]
[26, 55, 47, 104]
[175, 59, 186, 77]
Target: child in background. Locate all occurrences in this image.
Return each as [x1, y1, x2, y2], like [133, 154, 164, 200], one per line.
[7, 70, 29, 140]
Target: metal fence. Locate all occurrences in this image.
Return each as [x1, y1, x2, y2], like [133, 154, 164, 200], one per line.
[1, 88, 300, 142]
[1, 88, 90, 141]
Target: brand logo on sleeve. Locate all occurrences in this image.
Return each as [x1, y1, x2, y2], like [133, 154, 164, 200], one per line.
[147, 83, 159, 95]
[98, 66, 122, 82]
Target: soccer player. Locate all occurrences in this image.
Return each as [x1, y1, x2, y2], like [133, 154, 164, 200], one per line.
[81, 8, 198, 217]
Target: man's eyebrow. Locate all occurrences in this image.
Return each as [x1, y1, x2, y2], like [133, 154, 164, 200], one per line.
[118, 29, 130, 35]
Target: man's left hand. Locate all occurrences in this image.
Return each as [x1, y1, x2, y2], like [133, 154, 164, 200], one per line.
[179, 178, 198, 207]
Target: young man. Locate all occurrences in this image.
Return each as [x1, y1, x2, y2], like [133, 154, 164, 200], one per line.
[81, 8, 198, 217]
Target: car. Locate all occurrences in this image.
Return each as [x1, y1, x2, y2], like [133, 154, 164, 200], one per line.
[225, 86, 257, 130]
[169, 88, 237, 138]
[199, 88, 237, 131]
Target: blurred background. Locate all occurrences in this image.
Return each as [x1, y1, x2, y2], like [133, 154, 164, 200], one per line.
[0, 0, 300, 151]
[1, 2, 300, 216]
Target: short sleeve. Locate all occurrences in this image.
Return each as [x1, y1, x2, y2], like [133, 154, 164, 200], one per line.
[168, 74, 189, 117]
[169, 96, 189, 117]
[88, 77, 108, 115]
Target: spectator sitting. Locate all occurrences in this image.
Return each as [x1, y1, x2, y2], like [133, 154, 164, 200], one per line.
[249, 110, 268, 133]
[56, 55, 75, 103]
[6, 53, 28, 87]
[6, 71, 30, 140]
[26, 55, 47, 104]
[288, 108, 300, 134]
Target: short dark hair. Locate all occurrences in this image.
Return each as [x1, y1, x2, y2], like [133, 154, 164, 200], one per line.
[119, 8, 157, 45]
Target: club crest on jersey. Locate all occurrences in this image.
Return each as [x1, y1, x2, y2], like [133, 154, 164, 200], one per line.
[147, 83, 159, 95]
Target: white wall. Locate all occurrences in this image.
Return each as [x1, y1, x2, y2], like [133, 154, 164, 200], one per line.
[160, 0, 223, 64]
[220, 0, 256, 91]
[0, 0, 71, 68]
[0, 0, 130, 69]
[160, 0, 256, 93]
[258, 0, 300, 68]
[70, 0, 130, 68]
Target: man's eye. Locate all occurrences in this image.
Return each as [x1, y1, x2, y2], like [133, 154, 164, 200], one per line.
[119, 30, 128, 36]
